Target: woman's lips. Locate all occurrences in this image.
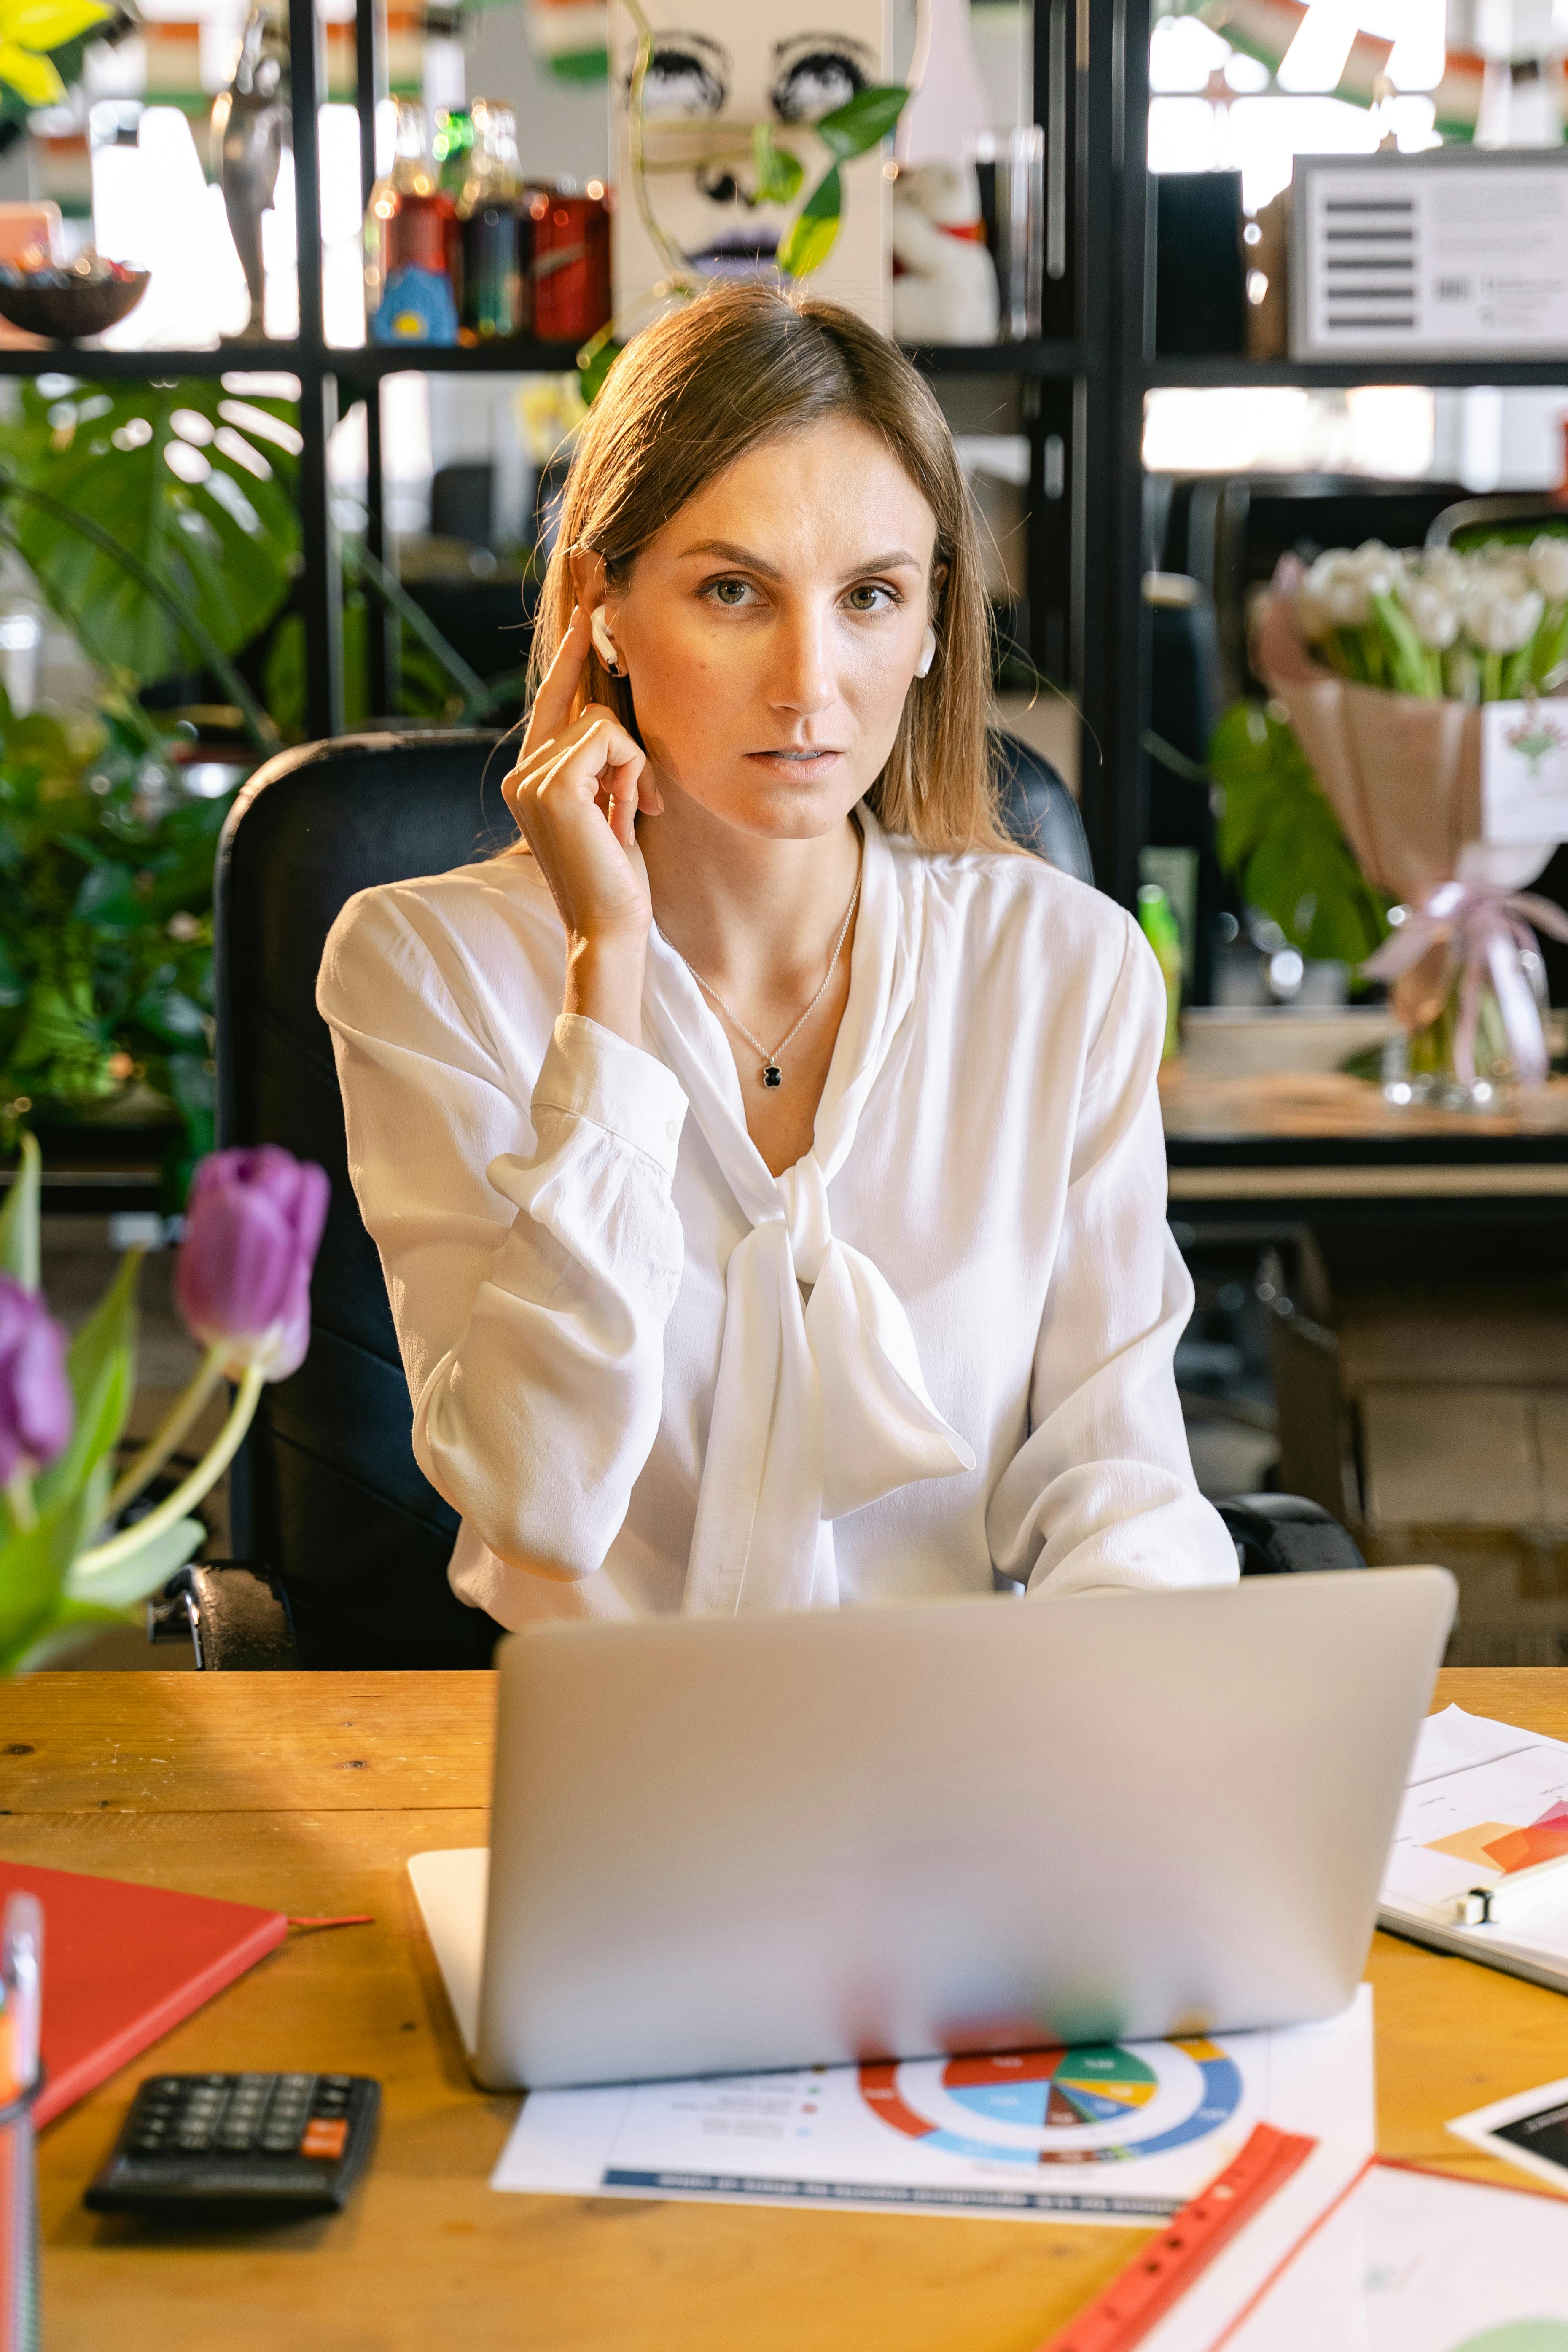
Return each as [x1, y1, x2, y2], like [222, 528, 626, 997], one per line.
[745, 748, 843, 778]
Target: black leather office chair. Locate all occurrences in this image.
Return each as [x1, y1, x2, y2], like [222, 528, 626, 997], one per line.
[169, 727, 1357, 1669]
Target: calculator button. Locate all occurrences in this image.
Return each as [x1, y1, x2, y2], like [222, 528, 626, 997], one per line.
[279, 2075, 314, 2093]
[216, 2126, 256, 2151]
[175, 2128, 214, 2151]
[321, 2076, 352, 2091]
[300, 2118, 348, 2161]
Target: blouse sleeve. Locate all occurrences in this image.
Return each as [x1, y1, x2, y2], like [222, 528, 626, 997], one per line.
[984, 913, 1240, 1597]
[316, 887, 689, 1585]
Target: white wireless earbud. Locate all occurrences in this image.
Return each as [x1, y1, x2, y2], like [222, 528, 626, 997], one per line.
[915, 624, 936, 679]
[590, 604, 624, 677]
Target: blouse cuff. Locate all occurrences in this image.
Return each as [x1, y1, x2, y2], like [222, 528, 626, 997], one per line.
[530, 1012, 689, 1178]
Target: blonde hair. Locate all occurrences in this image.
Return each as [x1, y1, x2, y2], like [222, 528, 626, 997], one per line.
[525, 282, 1011, 856]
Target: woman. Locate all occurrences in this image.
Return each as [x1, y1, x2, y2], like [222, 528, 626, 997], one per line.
[317, 283, 1237, 1630]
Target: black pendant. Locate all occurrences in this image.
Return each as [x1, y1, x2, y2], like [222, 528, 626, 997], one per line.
[762, 1063, 783, 1089]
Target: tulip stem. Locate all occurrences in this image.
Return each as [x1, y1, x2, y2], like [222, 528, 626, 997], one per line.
[5, 1470, 35, 1534]
[105, 1340, 229, 1524]
[74, 1366, 266, 1581]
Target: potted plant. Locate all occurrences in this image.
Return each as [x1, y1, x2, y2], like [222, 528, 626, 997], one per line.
[0, 1131, 326, 1672]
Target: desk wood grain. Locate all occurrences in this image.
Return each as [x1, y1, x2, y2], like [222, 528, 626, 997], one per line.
[1161, 1067, 1568, 1145]
[6, 1669, 1568, 2352]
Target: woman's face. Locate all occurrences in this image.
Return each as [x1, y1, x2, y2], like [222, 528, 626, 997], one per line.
[591, 417, 939, 842]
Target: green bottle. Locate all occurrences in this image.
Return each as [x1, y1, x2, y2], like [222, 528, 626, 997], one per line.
[433, 106, 475, 201]
[1137, 882, 1183, 1064]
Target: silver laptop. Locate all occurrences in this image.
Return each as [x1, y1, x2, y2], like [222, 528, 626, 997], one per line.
[409, 1567, 1455, 2089]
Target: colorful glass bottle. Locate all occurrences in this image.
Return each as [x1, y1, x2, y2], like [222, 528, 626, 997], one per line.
[457, 99, 524, 342]
[528, 176, 611, 344]
[364, 98, 459, 347]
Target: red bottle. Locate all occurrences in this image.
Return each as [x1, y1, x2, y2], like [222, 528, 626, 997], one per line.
[528, 178, 611, 343]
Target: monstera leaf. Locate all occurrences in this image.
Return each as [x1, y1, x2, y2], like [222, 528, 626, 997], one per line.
[0, 379, 300, 685]
[1209, 700, 1391, 970]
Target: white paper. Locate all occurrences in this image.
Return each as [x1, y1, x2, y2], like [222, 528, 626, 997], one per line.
[407, 1848, 488, 2057]
[1382, 1710, 1568, 1952]
[1219, 2162, 1568, 2351]
[1297, 155, 1568, 359]
[1480, 699, 1568, 850]
[1139, 2141, 1372, 2352]
[1450, 2073, 1568, 2199]
[489, 1987, 1374, 2226]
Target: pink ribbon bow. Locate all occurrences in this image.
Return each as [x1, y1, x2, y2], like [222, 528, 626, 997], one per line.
[1361, 882, 1568, 1087]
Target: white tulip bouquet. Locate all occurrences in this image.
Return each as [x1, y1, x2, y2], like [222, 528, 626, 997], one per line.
[1294, 536, 1568, 707]
[1255, 533, 1568, 1105]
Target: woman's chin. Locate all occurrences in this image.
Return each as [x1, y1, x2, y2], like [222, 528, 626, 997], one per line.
[703, 764, 868, 840]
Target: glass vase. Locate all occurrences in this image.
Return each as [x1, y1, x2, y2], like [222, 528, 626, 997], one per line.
[1385, 954, 1545, 1112]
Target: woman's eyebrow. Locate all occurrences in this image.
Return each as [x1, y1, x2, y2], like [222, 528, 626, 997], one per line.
[677, 538, 923, 577]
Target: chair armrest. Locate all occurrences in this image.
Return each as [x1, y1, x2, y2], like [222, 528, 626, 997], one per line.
[148, 1562, 299, 1669]
[1218, 1493, 1366, 1578]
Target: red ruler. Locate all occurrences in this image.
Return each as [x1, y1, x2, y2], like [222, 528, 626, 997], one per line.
[1033, 2123, 1318, 2352]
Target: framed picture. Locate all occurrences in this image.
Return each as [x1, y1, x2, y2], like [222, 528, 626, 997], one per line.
[1292, 146, 1568, 362]
[608, 2, 893, 331]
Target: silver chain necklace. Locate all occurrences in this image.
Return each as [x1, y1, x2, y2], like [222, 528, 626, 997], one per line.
[670, 867, 863, 1090]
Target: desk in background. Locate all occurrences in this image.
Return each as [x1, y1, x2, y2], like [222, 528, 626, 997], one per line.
[6, 1669, 1568, 2352]
[1162, 1064, 1568, 1249]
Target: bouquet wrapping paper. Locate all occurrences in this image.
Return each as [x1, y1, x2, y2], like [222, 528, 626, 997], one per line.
[1254, 558, 1568, 1088]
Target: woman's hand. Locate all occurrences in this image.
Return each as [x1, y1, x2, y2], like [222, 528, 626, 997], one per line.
[503, 604, 664, 1046]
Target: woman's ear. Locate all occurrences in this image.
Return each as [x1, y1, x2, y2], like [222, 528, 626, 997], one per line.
[569, 545, 609, 613]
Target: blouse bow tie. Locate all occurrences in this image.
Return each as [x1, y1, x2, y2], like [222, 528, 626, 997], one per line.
[643, 808, 974, 1615]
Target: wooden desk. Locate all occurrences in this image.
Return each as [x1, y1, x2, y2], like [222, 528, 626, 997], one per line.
[1162, 1067, 1568, 1204]
[8, 1669, 1568, 2352]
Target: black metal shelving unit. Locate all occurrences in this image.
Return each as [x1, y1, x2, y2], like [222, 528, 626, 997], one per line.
[31, 3, 1556, 913]
[1106, 0, 1568, 913]
[13, 2, 1133, 881]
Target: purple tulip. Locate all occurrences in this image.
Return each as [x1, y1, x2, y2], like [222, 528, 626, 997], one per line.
[175, 1146, 331, 1382]
[0, 1274, 73, 1488]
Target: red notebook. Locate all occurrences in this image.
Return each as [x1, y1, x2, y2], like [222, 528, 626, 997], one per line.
[0, 1861, 287, 2126]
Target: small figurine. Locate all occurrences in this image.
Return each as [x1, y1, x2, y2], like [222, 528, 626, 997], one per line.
[212, 0, 290, 340]
[891, 161, 998, 346]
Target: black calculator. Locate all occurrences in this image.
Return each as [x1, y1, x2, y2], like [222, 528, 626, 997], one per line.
[85, 2072, 380, 2219]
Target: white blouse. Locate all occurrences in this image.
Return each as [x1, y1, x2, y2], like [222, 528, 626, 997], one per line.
[316, 802, 1237, 1627]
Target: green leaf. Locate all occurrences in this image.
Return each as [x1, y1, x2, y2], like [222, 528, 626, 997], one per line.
[752, 123, 804, 206]
[814, 83, 908, 163]
[35, 1245, 140, 1512]
[0, 1126, 39, 1287]
[1208, 699, 1390, 972]
[66, 1512, 203, 1609]
[12, 1599, 130, 1672]
[778, 166, 842, 279]
[0, 380, 299, 687]
[578, 337, 623, 408]
[0, 1484, 89, 1672]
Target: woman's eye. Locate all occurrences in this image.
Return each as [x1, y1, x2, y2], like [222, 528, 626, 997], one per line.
[843, 583, 899, 613]
[703, 578, 759, 608]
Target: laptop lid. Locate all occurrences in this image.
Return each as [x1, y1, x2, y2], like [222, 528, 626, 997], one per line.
[475, 1568, 1455, 2089]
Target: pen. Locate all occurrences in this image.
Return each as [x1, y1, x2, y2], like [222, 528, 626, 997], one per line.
[0, 1895, 41, 2097]
[1457, 1850, 1568, 1928]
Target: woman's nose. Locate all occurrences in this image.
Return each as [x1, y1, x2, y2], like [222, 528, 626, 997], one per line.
[768, 607, 836, 717]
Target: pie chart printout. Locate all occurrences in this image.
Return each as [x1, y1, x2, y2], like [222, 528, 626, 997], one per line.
[858, 2038, 1245, 2166]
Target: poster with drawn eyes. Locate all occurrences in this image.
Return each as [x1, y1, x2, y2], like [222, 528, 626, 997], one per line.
[608, 1, 893, 330]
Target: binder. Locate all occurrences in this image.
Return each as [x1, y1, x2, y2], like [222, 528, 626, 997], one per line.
[0, 1861, 286, 2126]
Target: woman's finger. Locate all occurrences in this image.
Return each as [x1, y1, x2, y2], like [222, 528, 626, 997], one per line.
[521, 603, 592, 759]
